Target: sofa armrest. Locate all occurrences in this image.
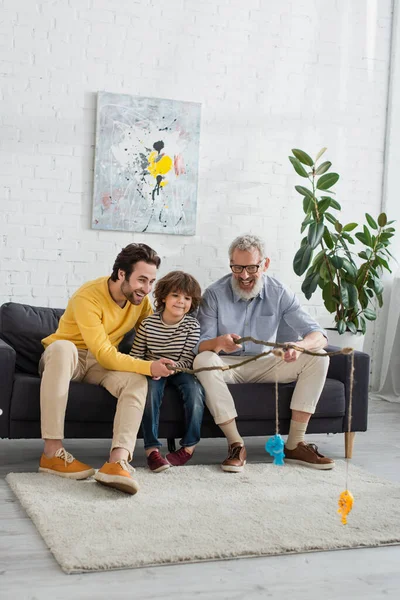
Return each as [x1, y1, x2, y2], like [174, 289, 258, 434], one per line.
[326, 345, 370, 432]
[0, 338, 16, 438]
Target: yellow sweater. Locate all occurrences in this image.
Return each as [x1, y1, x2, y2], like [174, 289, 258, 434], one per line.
[42, 277, 153, 375]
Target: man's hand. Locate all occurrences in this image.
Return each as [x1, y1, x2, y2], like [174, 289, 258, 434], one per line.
[150, 358, 176, 378]
[217, 333, 242, 354]
[282, 344, 301, 363]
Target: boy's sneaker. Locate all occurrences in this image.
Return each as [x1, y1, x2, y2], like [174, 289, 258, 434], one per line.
[39, 448, 95, 480]
[147, 450, 170, 473]
[166, 447, 193, 467]
[94, 460, 140, 495]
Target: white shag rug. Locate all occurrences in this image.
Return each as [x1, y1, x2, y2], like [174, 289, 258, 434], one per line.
[6, 462, 400, 573]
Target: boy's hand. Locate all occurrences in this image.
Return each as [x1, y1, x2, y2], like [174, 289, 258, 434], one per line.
[150, 358, 175, 378]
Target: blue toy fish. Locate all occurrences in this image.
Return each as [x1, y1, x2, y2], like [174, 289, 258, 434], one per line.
[265, 434, 285, 465]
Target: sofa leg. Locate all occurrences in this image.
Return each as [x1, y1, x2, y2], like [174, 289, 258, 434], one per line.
[344, 432, 355, 458]
[167, 438, 176, 453]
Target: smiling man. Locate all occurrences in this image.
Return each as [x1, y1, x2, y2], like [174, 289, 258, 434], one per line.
[194, 234, 334, 473]
[38, 243, 174, 495]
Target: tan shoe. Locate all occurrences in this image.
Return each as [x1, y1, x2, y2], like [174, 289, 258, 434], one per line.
[221, 442, 247, 473]
[284, 442, 335, 470]
[39, 448, 95, 480]
[94, 460, 139, 495]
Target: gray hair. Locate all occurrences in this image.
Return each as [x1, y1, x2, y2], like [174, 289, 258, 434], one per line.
[228, 234, 266, 260]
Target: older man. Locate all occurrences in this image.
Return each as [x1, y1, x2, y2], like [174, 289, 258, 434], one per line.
[194, 234, 334, 473]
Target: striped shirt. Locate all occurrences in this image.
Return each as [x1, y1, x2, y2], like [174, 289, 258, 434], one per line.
[130, 312, 200, 369]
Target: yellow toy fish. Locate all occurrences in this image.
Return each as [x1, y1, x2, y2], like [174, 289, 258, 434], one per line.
[338, 490, 354, 524]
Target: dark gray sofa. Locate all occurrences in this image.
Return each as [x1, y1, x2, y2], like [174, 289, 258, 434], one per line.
[0, 302, 370, 457]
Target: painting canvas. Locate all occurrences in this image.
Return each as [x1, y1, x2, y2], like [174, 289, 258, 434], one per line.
[92, 92, 201, 236]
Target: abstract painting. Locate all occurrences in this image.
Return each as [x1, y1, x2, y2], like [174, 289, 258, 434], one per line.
[92, 92, 201, 235]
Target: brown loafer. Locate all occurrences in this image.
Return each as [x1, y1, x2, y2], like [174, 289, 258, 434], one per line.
[284, 442, 335, 470]
[221, 442, 247, 473]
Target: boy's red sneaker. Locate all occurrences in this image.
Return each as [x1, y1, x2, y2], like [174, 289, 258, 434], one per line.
[147, 450, 170, 473]
[166, 447, 193, 467]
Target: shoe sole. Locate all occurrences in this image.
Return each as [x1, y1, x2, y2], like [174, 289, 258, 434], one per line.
[38, 467, 95, 480]
[284, 458, 335, 470]
[150, 464, 170, 473]
[221, 460, 247, 473]
[94, 472, 139, 495]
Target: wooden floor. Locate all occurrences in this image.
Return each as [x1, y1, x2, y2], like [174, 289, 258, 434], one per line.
[1, 398, 400, 600]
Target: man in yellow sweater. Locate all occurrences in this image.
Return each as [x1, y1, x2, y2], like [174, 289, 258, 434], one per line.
[38, 243, 174, 495]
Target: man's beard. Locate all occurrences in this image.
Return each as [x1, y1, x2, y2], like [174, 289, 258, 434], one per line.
[121, 280, 143, 305]
[231, 275, 263, 300]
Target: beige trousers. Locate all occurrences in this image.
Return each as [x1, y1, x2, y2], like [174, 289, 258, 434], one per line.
[193, 350, 329, 424]
[39, 340, 148, 460]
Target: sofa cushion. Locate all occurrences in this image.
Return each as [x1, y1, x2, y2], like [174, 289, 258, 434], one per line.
[10, 373, 345, 424]
[0, 302, 63, 375]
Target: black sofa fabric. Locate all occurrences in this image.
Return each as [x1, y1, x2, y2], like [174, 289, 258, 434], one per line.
[0, 302, 370, 441]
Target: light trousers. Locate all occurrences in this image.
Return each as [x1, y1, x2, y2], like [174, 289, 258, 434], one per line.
[39, 340, 148, 460]
[193, 350, 329, 425]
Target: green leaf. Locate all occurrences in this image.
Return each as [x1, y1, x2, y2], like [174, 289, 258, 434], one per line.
[363, 308, 377, 321]
[335, 221, 343, 233]
[337, 319, 347, 334]
[315, 147, 327, 162]
[323, 282, 337, 313]
[363, 225, 372, 247]
[312, 250, 326, 269]
[301, 215, 314, 233]
[301, 271, 320, 299]
[316, 172, 339, 190]
[365, 213, 378, 230]
[378, 213, 387, 227]
[342, 222, 358, 232]
[314, 161, 332, 176]
[359, 316, 367, 335]
[341, 258, 357, 279]
[295, 185, 314, 200]
[347, 321, 357, 334]
[318, 198, 331, 213]
[347, 283, 358, 308]
[292, 149, 314, 167]
[355, 232, 367, 245]
[328, 198, 341, 210]
[289, 156, 309, 178]
[307, 222, 325, 249]
[293, 244, 313, 276]
[319, 259, 331, 282]
[376, 256, 392, 272]
[323, 227, 334, 249]
[359, 288, 368, 309]
[340, 280, 349, 308]
[325, 212, 337, 225]
[329, 255, 343, 269]
[303, 196, 313, 214]
[341, 232, 355, 244]
[372, 278, 384, 295]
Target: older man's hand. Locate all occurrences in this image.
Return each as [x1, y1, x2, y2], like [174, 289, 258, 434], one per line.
[282, 344, 301, 363]
[217, 333, 242, 353]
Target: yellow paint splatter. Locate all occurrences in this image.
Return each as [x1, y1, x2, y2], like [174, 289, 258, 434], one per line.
[148, 151, 173, 180]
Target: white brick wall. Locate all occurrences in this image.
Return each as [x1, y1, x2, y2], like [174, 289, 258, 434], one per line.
[0, 0, 393, 325]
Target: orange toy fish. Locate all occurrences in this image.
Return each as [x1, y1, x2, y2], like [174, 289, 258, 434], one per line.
[337, 490, 354, 524]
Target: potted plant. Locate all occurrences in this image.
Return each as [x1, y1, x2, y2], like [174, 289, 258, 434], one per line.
[288, 147, 396, 344]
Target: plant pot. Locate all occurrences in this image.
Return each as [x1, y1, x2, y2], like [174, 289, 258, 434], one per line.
[326, 328, 365, 352]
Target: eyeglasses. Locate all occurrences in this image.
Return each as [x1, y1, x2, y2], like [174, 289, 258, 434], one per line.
[230, 260, 265, 274]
